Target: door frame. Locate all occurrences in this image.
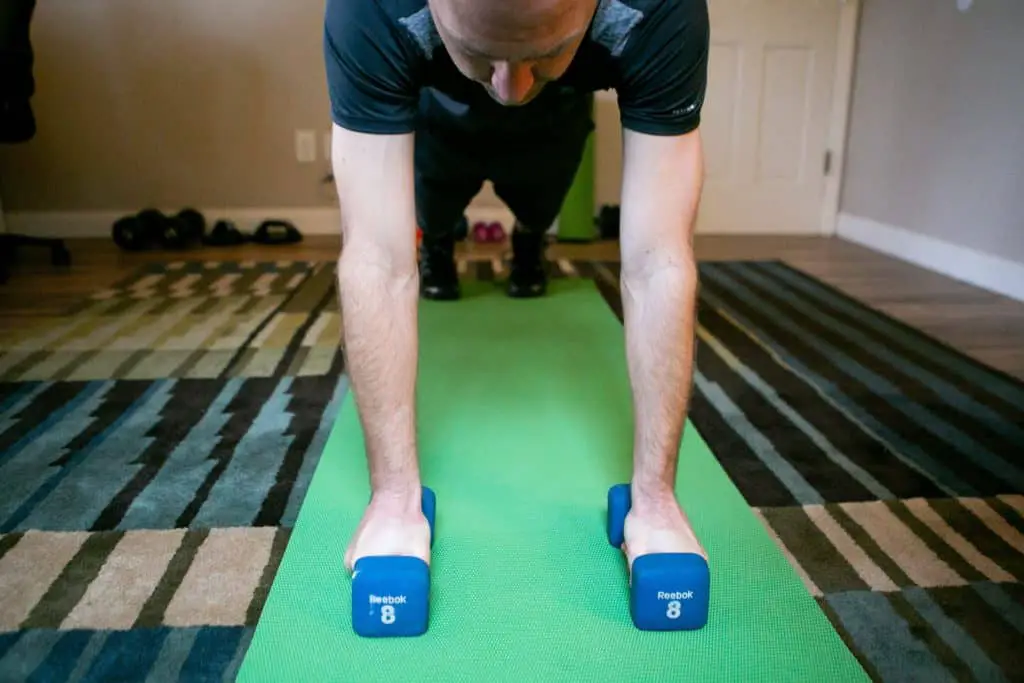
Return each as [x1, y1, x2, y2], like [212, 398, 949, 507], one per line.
[820, 0, 862, 235]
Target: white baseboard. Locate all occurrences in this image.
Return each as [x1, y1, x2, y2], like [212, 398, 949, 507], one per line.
[837, 213, 1024, 302]
[4, 208, 339, 239]
[3, 205, 518, 239]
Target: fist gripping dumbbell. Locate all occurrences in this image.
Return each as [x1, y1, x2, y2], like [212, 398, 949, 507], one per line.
[351, 486, 436, 637]
[607, 483, 710, 631]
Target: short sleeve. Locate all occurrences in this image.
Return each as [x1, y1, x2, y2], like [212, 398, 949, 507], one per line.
[323, 0, 422, 134]
[615, 0, 709, 136]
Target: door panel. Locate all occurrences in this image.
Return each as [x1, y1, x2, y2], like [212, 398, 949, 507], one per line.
[698, 0, 842, 233]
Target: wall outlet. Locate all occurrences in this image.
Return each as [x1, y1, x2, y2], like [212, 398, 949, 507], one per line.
[295, 130, 317, 163]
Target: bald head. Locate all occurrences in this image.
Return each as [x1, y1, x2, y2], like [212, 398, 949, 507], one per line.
[429, 0, 597, 105]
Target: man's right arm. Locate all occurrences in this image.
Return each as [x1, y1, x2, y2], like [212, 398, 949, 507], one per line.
[333, 124, 430, 567]
[324, 0, 431, 566]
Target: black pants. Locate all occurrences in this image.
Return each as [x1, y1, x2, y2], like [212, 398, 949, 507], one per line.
[414, 87, 593, 240]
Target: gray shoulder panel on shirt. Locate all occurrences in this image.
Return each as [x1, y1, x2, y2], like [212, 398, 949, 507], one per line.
[589, 0, 644, 57]
[398, 6, 442, 57]
[399, 0, 644, 60]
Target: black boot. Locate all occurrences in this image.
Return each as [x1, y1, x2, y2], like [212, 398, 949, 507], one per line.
[419, 235, 460, 300]
[506, 227, 548, 298]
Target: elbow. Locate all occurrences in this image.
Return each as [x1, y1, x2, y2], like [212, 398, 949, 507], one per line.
[620, 243, 697, 292]
[619, 242, 698, 314]
[337, 235, 418, 295]
[621, 262, 698, 309]
[620, 255, 698, 316]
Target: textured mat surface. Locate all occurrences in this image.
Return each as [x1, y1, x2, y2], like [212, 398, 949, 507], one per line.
[0, 260, 341, 682]
[237, 278, 868, 682]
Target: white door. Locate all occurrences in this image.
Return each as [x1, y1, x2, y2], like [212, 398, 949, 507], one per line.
[593, 0, 847, 235]
[698, 0, 843, 234]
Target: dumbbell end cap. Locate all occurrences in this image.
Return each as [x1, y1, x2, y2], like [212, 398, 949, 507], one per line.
[352, 556, 431, 638]
[422, 486, 436, 547]
[606, 483, 631, 548]
[630, 553, 710, 631]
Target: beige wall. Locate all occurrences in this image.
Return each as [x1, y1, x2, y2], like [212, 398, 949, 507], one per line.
[1, 0, 337, 212]
[0, 0, 622, 216]
[840, 0, 1024, 262]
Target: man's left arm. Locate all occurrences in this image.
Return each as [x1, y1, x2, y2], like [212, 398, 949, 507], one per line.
[611, 0, 709, 565]
[620, 127, 702, 504]
[618, 127, 706, 565]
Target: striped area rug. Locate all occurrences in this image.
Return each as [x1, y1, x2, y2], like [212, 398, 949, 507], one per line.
[0, 258, 1021, 682]
[0, 260, 345, 682]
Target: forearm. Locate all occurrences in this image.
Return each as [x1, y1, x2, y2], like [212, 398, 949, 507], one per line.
[331, 125, 422, 511]
[337, 232, 421, 508]
[618, 128, 704, 505]
[621, 250, 698, 501]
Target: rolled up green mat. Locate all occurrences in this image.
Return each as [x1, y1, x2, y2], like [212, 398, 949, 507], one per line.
[237, 279, 868, 682]
[556, 97, 596, 242]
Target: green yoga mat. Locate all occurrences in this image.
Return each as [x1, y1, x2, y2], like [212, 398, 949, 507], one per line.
[237, 279, 868, 682]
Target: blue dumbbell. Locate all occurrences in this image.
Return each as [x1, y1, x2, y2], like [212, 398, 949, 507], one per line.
[351, 486, 436, 637]
[607, 483, 709, 631]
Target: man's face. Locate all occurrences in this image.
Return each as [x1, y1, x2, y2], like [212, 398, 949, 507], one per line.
[430, 0, 595, 106]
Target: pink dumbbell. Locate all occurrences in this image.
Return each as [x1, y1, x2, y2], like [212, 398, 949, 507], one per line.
[487, 222, 506, 242]
[472, 221, 491, 243]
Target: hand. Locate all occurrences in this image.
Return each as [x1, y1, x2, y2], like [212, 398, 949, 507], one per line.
[343, 492, 432, 573]
[621, 486, 706, 576]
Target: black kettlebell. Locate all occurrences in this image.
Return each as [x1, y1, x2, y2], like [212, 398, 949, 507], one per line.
[176, 208, 206, 243]
[112, 208, 166, 251]
[158, 208, 207, 250]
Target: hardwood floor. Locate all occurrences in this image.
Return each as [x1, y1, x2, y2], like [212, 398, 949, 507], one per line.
[2, 234, 1022, 379]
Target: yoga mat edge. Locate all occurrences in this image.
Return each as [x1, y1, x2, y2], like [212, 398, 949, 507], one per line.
[237, 278, 869, 683]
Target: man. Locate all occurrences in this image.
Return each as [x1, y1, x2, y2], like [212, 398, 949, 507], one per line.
[326, 0, 708, 580]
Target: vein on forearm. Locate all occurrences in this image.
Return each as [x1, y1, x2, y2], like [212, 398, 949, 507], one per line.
[337, 249, 420, 494]
[622, 254, 698, 491]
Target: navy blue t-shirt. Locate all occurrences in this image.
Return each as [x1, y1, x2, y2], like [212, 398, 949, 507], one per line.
[323, 0, 709, 138]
